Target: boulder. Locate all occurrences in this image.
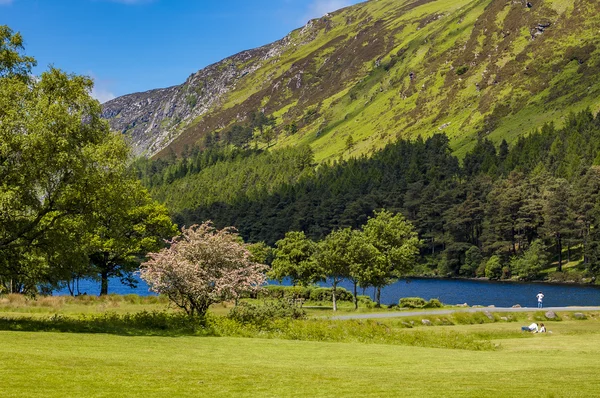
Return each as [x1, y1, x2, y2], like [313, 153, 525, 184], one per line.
[545, 311, 557, 319]
[512, 304, 521, 308]
[456, 303, 468, 307]
[421, 319, 432, 326]
[484, 311, 494, 321]
[500, 316, 509, 321]
[488, 305, 496, 308]
[574, 312, 586, 320]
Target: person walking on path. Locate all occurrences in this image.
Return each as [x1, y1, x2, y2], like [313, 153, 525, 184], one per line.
[536, 291, 544, 308]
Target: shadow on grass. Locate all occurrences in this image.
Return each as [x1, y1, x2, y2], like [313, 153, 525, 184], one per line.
[0, 311, 216, 337]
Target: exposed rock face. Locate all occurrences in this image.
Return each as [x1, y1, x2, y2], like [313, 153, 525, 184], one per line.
[101, 38, 290, 157]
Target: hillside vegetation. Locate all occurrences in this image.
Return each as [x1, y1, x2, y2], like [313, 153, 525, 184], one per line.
[127, 1, 600, 283]
[105, 0, 600, 161]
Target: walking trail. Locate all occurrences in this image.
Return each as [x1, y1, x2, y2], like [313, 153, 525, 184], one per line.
[329, 306, 600, 320]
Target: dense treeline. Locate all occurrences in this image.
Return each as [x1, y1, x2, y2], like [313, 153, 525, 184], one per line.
[138, 109, 600, 282]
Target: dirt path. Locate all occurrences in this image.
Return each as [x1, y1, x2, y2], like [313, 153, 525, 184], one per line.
[329, 306, 600, 320]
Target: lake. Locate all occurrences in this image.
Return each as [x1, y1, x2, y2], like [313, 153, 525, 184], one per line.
[55, 276, 600, 308]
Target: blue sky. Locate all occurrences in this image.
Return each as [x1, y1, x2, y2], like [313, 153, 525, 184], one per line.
[1, 0, 362, 102]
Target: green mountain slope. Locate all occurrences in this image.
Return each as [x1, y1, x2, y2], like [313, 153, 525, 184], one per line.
[110, 0, 599, 162]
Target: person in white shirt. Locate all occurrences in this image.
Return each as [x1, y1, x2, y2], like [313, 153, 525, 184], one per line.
[521, 322, 538, 332]
[536, 291, 544, 308]
[538, 323, 546, 333]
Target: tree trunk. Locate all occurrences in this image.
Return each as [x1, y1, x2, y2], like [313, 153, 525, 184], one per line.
[556, 233, 562, 273]
[376, 286, 381, 307]
[100, 270, 109, 296]
[353, 281, 358, 310]
[583, 228, 589, 264]
[332, 282, 337, 312]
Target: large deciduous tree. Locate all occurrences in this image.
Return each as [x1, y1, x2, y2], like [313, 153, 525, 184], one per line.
[140, 222, 267, 317]
[0, 26, 176, 294]
[87, 175, 177, 295]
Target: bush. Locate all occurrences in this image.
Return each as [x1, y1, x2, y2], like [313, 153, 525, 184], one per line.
[425, 299, 442, 308]
[400, 297, 427, 308]
[227, 301, 306, 325]
[399, 297, 443, 308]
[309, 287, 353, 302]
[357, 295, 376, 308]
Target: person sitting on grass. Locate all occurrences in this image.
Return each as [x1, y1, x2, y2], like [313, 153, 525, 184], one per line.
[521, 322, 538, 332]
[537, 323, 546, 333]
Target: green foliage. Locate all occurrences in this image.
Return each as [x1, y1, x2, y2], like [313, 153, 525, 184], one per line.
[309, 287, 353, 302]
[270, 231, 321, 286]
[0, 26, 36, 78]
[0, 311, 205, 335]
[399, 297, 427, 308]
[485, 256, 503, 280]
[461, 246, 483, 276]
[133, 105, 600, 284]
[510, 240, 547, 280]
[227, 301, 307, 325]
[258, 285, 353, 302]
[399, 297, 442, 308]
[0, 26, 174, 295]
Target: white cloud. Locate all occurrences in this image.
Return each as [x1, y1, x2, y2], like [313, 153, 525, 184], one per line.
[88, 74, 116, 104]
[302, 0, 354, 22]
[0, 0, 14, 5]
[91, 86, 116, 104]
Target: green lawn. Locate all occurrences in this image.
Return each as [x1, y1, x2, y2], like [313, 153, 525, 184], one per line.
[2, 319, 600, 397]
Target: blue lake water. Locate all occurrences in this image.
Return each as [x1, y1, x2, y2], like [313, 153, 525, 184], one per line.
[55, 275, 600, 308]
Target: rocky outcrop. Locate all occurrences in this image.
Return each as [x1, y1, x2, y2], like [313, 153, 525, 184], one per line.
[101, 36, 291, 157]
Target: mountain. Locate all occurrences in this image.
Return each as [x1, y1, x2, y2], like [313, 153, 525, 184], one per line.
[102, 0, 600, 160]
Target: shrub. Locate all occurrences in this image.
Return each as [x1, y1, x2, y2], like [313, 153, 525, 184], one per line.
[309, 287, 353, 302]
[400, 297, 443, 309]
[399, 297, 427, 308]
[425, 299, 442, 308]
[357, 295, 376, 308]
[227, 301, 306, 325]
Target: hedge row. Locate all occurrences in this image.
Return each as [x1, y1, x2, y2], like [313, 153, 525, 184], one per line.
[258, 285, 355, 302]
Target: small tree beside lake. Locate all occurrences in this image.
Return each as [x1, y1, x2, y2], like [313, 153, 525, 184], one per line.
[362, 210, 421, 307]
[269, 231, 321, 287]
[140, 222, 267, 317]
[314, 228, 353, 311]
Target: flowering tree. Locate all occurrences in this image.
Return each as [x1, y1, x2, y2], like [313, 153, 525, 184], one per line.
[140, 222, 267, 317]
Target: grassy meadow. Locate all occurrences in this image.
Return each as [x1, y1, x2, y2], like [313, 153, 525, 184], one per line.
[1, 295, 600, 397]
